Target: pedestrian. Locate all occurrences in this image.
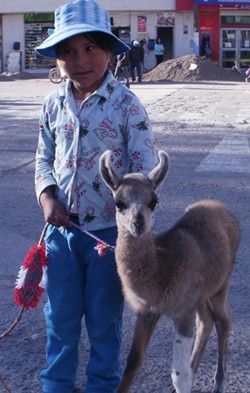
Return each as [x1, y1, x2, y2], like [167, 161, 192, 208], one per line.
[129, 40, 144, 82]
[204, 41, 212, 59]
[114, 50, 130, 87]
[35, 1, 158, 393]
[154, 37, 165, 66]
[245, 64, 250, 83]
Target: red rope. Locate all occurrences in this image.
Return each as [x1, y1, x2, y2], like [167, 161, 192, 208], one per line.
[70, 221, 115, 252]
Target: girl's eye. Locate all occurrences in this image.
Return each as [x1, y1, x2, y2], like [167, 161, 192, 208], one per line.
[60, 48, 75, 57]
[86, 44, 96, 52]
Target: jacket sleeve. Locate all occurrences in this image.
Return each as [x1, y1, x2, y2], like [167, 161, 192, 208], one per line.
[125, 93, 159, 176]
[35, 95, 57, 204]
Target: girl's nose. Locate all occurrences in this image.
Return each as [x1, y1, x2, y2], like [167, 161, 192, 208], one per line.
[75, 50, 87, 65]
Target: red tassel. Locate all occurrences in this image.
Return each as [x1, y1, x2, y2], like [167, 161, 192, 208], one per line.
[22, 243, 47, 269]
[14, 241, 47, 310]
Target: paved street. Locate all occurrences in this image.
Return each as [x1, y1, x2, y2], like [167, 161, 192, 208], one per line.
[0, 77, 249, 392]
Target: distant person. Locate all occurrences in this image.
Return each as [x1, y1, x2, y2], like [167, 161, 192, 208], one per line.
[201, 39, 211, 59]
[154, 37, 165, 66]
[245, 64, 250, 83]
[205, 41, 212, 58]
[114, 51, 130, 87]
[129, 40, 144, 83]
[140, 39, 147, 72]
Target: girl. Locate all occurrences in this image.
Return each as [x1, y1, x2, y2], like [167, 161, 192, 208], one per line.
[35, 1, 158, 392]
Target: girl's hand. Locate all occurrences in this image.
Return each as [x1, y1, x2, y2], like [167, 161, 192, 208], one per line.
[40, 187, 72, 227]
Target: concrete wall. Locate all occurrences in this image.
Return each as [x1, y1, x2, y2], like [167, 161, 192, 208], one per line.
[2, 14, 24, 70]
[174, 11, 194, 58]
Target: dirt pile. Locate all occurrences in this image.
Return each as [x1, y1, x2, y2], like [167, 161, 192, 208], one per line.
[143, 54, 244, 82]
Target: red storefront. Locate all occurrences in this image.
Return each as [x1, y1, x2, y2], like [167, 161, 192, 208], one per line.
[196, 0, 250, 68]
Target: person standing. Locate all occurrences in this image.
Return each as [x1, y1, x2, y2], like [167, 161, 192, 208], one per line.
[129, 40, 144, 83]
[245, 64, 250, 83]
[154, 37, 165, 66]
[114, 50, 130, 87]
[34, 1, 158, 392]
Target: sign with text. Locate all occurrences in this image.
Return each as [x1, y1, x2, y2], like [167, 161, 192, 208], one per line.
[195, 0, 250, 4]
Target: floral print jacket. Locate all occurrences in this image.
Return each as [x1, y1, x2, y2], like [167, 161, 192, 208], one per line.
[35, 71, 158, 230]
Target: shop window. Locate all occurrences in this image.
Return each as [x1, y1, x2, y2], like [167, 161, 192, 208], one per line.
[222, 30, 236, 48]
[221, 15, 250, 25]
[24, 13, 56, 69]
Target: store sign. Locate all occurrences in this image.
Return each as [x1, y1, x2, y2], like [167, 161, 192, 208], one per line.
[24, 13, 54, 23]
[219, 4, 250, 8]
[195, 0, 250, 4]
[157, 13, 175, 27]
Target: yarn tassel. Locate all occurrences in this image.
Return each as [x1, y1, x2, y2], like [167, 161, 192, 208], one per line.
[0, 223, 48, 340]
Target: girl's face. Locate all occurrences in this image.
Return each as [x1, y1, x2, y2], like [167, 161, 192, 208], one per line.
[58, 34, 112, 99]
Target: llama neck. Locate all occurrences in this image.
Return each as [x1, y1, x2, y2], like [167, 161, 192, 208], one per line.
[116, 228, 156, 269]
[115, 227, 166, 313]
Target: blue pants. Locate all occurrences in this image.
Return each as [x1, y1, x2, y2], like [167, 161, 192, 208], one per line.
[41, 224, 124, 393]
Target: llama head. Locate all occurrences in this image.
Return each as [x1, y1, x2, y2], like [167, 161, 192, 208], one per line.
[99, 150, 170, 237]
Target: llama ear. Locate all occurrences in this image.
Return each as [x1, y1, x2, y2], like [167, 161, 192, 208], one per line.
[99, 150, 122, 191]
[147, 151, 169, 189]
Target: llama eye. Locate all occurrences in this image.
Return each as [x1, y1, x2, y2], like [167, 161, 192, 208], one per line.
[115, 201, 126, 212]
[149, 198, 158, 211]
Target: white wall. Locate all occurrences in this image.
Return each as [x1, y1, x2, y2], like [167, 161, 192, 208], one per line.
[0, 0, 175, 12]
[174, 12, 194, 58]
[2, 14, 24, 71]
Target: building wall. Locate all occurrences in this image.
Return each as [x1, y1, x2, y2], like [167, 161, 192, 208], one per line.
[0, 1, 194, 72]
[175, 11, 194, 58]
[0, 0, 175, 13]
[2, 14, 24, 70]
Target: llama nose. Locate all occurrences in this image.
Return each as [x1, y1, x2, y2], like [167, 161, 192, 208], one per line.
[132, 216, 144, 229]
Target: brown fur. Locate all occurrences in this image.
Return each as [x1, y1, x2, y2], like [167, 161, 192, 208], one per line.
[99, 150, 240, 393]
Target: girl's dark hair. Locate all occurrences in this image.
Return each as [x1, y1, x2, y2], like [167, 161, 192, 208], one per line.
[55, 31, 116, 56]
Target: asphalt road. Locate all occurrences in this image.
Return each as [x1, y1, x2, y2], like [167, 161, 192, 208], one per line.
[0, 77, 249, 393]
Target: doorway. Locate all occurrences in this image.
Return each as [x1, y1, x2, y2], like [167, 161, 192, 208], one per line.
[157, 27, 173, 60]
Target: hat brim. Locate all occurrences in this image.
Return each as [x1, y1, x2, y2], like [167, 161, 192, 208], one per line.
[35, 23, 129, 58]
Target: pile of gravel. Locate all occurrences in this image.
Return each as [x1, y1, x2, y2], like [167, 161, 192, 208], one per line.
[143, 54, 244, 82]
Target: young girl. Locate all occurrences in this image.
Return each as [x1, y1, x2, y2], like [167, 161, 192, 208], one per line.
[154, 37, 165, 66]
[35, 1, 158, 392]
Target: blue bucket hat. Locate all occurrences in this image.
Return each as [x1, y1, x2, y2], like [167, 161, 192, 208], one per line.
[35, 0, 129, 58]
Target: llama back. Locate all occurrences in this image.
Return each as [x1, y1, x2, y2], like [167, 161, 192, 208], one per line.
[154, 199, 240, 315]
[183, 199, 240, 255]
[171, 199, 240, 274]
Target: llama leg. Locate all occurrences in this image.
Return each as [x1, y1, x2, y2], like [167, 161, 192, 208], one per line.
[117, 312, 160, 393]
[171, 318, 194, 393]
[191, 300, 214, 374]
[211, 288, 231, 393]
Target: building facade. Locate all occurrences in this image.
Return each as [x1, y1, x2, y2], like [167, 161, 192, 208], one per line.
[0, 0, 194, 72]
[195, 0, 250, 68]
